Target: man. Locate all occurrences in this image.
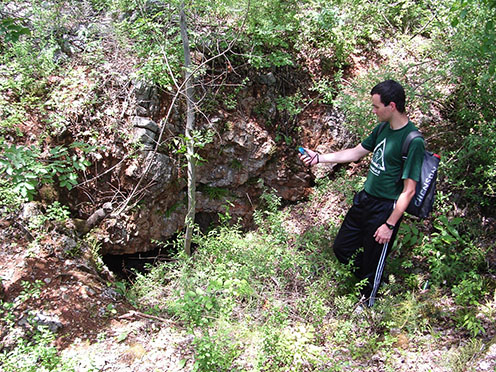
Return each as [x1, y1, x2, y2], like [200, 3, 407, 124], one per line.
[299, 79, 424, 307]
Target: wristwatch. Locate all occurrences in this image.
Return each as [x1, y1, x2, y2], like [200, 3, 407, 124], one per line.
[385, 222, 395, 230]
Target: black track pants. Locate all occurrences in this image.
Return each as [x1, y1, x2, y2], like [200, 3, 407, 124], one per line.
[333, 190, 402, 307]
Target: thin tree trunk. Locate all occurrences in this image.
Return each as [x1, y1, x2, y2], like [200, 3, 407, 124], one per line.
[180, 5, 195, 256]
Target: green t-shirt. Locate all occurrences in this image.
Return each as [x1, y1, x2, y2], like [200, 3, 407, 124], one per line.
[361, 121, 425, 200]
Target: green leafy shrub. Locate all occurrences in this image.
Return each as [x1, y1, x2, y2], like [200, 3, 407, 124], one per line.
[449, 338, 486, 372]
[0, 140, 93, 201]
[253, 187, 288, 244]
[0, 179, 24, 213]
[442, 121, 496, 209]
[375, 292, 432, 334]
[168, 270, 255, 327]
[45, 201, 71, 222]
[198, 185, 229, 200]
[276, 92, 308, 117]
[0, 42, 56, 136]
[26, 201, 71, 231]
[413, 215, 491, 334]
[258, 323, 323, 371]
[452, 272, 487, 336]
[0, 280, 75, 372]
[0, 326, 74, 372]
[296, 2, 360, 69]
[126, 261, 173, 310]
[436, 1, 496, 211]
[297, 0, 434, 71]
[172, 282, 221, 327]
[0, 16, 31, 46]
[415, 216, 483, 286]
[0, 7, 60, 95]
[116, 13, 182, 87]
[192, 330, 241, 372]
[243, 0, 299, 68]
[447, 0, 496, 126]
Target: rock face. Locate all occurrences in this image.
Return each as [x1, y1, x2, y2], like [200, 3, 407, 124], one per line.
[85, 81, 354, 255]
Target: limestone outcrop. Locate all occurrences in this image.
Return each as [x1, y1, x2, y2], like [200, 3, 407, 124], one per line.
[75, 79, 355, 255]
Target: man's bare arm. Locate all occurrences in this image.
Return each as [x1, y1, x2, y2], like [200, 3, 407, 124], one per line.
[387, 178, 417, 226]
[374, 178, 417, 244]
[299, 144, 370, 166]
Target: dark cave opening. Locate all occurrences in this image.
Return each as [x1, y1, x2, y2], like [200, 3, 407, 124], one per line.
[101, 211, 221, 280]
[102, 241, 178, 281]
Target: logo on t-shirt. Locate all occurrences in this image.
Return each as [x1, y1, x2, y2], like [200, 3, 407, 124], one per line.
[370, 138, 386, 176]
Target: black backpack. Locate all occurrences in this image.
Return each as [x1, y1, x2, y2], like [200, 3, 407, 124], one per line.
[378, 123, 441, 218]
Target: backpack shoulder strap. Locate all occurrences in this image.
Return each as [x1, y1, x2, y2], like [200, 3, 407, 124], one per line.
[402, 130, 424, 159]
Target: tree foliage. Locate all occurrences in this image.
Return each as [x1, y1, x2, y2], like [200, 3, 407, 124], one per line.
[439, 0, 496, 209]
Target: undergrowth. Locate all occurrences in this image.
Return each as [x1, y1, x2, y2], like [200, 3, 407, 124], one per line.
[125, 183, 495, 371]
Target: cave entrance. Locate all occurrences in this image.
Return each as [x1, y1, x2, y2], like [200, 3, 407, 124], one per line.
[102, 212, 221, 280]
[102, 241, 177, 281]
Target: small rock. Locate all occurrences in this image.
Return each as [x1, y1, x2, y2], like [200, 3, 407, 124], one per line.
[133, 127, 157, 146]
[33, 312, 64, 333]
[102, 287, 120, 300]
[61, 236, 78, 254]
[20, 202, 42, 221]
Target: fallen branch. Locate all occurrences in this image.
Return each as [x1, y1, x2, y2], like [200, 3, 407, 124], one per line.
[118, 310, 177, 325]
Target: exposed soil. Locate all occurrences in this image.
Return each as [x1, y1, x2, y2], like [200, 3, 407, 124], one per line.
[0, 217, 129, 348]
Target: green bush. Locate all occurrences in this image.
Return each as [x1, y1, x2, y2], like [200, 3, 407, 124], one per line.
[172, 281, 222, 327]
[0, 41, 57, 136]
[126, 261, 173, 311]
[0, 179, 24, 214]
[433, 0, 496, 211]
[243, 0, 299, 68]
[375, 292, 432, 335]
[412, 215, 491, 334]
[442, 121, 496, 209]
[447, 0, 496, 126]
[0, 141, 93, 201]
[0, 326, 74, 372]
[44, 201, 71, 223]
[253, 188, 288, 244]
[258, 323, 323, 371]
[116, 15, 182, 87]
[192, 330, 241, 372]
[414, 216, 484, 287]
[0, 16, 30, 47]
[297, 0, 434, 71]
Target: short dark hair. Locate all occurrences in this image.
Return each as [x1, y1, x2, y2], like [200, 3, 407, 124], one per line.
[370, 80, 406, 113]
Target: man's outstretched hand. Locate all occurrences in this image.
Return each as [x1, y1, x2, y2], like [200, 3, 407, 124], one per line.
[299, 148, 320, 166]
